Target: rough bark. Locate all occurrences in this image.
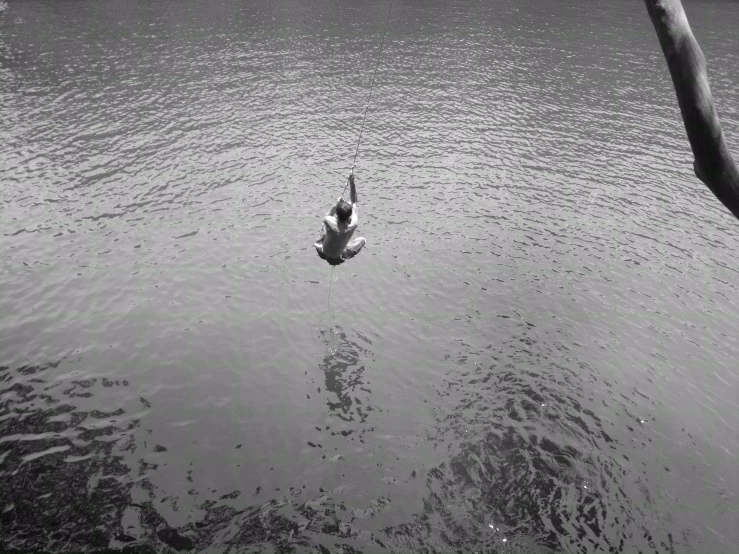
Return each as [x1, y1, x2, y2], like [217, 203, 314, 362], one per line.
[644, 0, 739, 220]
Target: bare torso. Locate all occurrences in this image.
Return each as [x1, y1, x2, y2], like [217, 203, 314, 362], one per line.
[315, 172, 363, 263]
[317, 210, 358, 259]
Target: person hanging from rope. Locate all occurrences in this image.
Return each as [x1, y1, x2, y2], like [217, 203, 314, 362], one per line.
[314, 170, 366, 266]
[312, 0, 389, 267]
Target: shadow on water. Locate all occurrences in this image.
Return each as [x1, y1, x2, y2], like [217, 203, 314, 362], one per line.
[0, 362, 193, 553]
[0, 335, 387, 554]
[381, 323, 690, 554]
[0, 335, 705, 553]
[0, 321, 694, 554]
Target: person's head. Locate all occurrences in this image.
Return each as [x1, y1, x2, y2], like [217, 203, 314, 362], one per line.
[336, 200, 353, 223]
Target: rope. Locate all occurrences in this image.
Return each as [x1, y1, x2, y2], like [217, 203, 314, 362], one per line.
[328, 265, 334, 313]
[327, 265, 336, 354]
[342, 0, 394, 196]
[325, 4, 393, 344]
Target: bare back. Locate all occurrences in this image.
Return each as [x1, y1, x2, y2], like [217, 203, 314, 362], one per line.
[320, 210, 358, 259]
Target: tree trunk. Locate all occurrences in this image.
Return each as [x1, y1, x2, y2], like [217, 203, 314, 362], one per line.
[644, 0, 739, 220]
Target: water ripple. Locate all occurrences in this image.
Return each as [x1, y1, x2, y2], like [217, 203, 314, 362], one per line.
[2, 0, 739, 552]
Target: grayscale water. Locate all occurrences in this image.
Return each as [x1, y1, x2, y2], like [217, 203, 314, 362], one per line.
[2, 0, 738, 552]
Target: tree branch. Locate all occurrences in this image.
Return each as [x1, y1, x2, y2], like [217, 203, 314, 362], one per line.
[644, 0, 739, 219]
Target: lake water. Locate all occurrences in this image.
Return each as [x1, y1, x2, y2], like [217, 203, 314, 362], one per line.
[2, 0, 738, 552]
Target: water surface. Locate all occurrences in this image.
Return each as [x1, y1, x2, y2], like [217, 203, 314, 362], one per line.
[1, 0, 738, 552]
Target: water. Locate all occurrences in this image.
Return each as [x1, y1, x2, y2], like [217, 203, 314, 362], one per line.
[1, 0, 738, 552]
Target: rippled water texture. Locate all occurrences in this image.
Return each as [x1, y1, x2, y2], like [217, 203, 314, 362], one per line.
[2, 0, 738, 552]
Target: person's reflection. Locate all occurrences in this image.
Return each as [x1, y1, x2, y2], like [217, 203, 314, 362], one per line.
[318, 328, 374, 426]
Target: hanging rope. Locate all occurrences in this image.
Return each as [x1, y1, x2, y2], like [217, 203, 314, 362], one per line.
[326, 265, 336, 353]
[342, 0, 394, 196]
[325, 4, 392, 347]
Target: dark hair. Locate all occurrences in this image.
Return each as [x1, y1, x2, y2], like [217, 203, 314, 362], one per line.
[336, 200, 353, 222]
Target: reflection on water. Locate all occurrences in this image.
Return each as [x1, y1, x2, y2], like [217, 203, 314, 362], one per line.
[319, 327, 374, 427]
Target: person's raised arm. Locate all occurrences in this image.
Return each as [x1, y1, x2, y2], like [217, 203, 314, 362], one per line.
[349, 172, 358, 205]
[323, 198, 341, 232]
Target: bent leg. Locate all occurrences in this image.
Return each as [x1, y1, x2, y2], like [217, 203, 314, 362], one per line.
[341, 237, 366, 261]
